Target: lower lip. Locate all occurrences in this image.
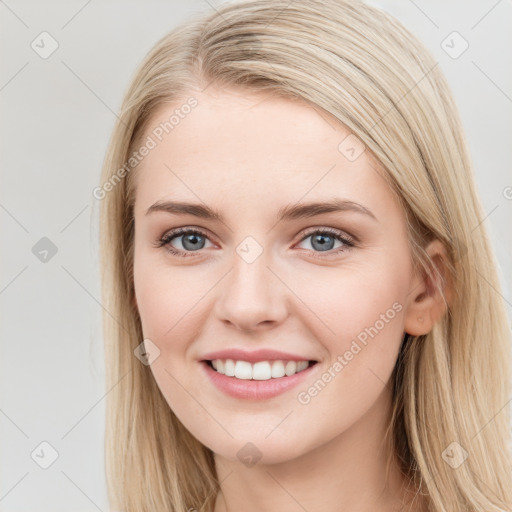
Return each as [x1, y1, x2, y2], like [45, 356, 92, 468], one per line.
[200, 361, 317, 400]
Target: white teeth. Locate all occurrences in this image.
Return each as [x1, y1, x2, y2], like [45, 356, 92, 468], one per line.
[285, 361, 297, 376]
[234, 361, 252, 379]
[210, 359, 312, 380]
[270, 360, 285, 378]
[224, 359, 235, 377]
[253, 361, 272, 380]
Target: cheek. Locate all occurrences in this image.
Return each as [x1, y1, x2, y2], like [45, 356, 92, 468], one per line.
[133, 251, 218, 413]
[133, 264, 168, 341]
[295, 254, 409, 340]
[133, 269, 162, 366]
[293, 254, 410, 395]
[285, 269, 408, 450]
[133, 255, 207, 423]
[133, 248, 204, 342]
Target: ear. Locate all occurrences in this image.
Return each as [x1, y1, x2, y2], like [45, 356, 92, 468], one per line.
[404, 239, 452, 336]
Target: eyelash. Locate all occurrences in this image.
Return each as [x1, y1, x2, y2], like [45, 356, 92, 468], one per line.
[155, 227, 356, 259]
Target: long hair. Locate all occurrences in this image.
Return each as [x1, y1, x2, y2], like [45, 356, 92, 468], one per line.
[97, 1, 512, 510]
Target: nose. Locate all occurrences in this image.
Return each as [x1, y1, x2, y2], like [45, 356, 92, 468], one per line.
[214, 249, 289, 333]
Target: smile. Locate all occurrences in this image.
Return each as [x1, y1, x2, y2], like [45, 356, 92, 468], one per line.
[208, 359, 313, 380]
[201, 359, 319, 400]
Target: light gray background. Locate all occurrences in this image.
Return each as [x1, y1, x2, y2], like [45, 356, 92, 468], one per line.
[1, 1, 511, 510]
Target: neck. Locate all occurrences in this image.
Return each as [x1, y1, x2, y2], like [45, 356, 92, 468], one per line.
[213, 386, 425, 512]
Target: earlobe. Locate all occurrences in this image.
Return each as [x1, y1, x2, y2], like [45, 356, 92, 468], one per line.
[404, 239, 452, 336]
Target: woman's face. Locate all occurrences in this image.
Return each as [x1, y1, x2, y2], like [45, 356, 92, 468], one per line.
[132, 87, 421, 464]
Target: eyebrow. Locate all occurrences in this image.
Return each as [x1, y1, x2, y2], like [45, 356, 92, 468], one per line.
[145, 198, 377, 223]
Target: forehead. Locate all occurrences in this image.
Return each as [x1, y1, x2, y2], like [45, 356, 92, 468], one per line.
[132, 88, 396, 218]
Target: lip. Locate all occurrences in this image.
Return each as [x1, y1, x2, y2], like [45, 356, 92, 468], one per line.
[200, 348, 317, 364]
[200, 359, 319, 400]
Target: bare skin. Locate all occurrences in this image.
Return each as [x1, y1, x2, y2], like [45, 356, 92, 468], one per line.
[132, 86, 447, 512]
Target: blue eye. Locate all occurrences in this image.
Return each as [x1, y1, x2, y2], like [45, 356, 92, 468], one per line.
[156, 227, 355, 259]
[296, 228, 354, 255]
[157, 228, 212, 258]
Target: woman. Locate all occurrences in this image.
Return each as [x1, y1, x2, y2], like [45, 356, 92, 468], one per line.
[97, 0, 512, 510]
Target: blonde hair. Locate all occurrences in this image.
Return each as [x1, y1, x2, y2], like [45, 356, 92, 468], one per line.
[98, 0, 512, 510]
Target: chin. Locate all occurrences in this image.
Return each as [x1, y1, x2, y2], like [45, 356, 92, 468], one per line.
[197, 429, 316, 467]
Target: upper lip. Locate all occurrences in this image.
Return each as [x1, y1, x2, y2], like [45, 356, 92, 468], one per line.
[200, 348, 318, 363]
